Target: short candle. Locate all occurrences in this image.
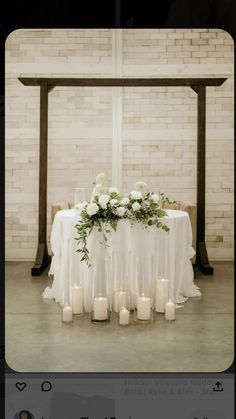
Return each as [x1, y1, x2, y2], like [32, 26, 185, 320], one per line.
[119, 308, 130, 326]
[137, 296, 151, 320]
[164, 299, 176, 321]
[62, 305, 73, 323]
[93, 296, 108, 321]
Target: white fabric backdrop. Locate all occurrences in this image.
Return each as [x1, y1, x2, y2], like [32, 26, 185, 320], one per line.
[43, 209, 201, 311]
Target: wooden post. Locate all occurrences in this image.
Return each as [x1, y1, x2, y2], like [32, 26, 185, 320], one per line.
[191, 84, 213, 274]
[31, 83, 51, 275]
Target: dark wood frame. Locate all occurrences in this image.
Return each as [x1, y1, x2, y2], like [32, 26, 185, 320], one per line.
[18, 77, 227, 276]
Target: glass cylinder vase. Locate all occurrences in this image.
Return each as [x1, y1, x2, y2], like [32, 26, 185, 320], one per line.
[134, 255, 154, 323]
[91, 257, 110, 323]
[111, 251, 130, 313]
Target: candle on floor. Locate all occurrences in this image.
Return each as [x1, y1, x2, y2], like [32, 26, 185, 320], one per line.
[93, 296, 108, 321]
[114, 290, 126, 313]
[137, 295, 151, 320]
[72, 285, 84, 315]
[119, 308, 130, 326]
[155, 278, 170, 313]
[164, 299, 176, 321]
[62, 305, 73, 323]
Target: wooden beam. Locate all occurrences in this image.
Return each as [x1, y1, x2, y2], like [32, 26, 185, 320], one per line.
[18, 77, 227, 88]
[194, 85, 214, 275]
[31, 82, 51, 276]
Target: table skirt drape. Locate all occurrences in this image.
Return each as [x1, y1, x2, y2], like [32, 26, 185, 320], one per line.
[43, 209, 201, 311]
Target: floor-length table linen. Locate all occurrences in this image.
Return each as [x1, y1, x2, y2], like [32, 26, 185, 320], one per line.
[43, 209, 201, 311]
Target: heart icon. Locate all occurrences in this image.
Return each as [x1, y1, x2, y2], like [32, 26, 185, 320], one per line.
[16, 382, 27, 391]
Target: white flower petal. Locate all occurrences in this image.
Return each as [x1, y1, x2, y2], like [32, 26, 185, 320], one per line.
[86, 203, 99, 216]
[130, 190, 142, 200]
[132, 202, 141, 211]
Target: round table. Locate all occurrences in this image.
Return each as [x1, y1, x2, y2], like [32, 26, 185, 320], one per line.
[43, 209, 201, 311]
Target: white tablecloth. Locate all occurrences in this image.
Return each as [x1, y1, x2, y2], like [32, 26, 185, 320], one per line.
[43, 209, 201, 311]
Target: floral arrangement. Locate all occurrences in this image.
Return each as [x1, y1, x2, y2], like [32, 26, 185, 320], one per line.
[75, 173, 173, 266]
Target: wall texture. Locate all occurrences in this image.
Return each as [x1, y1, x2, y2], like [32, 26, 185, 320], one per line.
[5, 29, 234, 260]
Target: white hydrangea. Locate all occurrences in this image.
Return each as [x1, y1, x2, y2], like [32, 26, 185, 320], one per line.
[95, 172, 106, 184]
[134, 181, 148, 191]
[109, 187, 119, 194]
[110, 198, 118, 207]
[116, 206, 126, 217]
[150, 193, 159, 204]
[98, 194, 110, 208]
[130, 190, 142, 200]
[132, 202, 141, 211]
[120, 197, 130, 206]
[86, 203, 99, 216]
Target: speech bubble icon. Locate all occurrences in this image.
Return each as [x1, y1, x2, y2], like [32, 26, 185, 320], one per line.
[41, 381, 52, 392]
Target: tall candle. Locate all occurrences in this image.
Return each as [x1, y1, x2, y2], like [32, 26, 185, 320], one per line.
[114, 290, 127, 313]
[119, 308, 130, 326]
[62, 305, 73, 323]
[164, 300, 176, 320]
[137, 296, 151, 320]
[93, 296, 108, 320]
[155, 278, 169, 313]
[72, 285, 84, 314]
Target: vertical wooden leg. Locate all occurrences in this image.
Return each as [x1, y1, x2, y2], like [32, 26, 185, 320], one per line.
[31, 82, 51, 276]
[191, 84, 213, 275]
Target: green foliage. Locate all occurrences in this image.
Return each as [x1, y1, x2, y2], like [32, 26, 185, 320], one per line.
[75, 189, 174, 266]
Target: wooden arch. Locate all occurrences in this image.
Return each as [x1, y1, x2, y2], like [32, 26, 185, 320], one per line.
[19, 76, 227, 276]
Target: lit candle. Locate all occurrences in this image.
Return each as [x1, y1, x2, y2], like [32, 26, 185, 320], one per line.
[93, 296, 108, 321]
[137, 295, 151, 320]
[114, 290, 127, 313]
[62, 305, 73, 323]
[119, 308, 130, 326]
[155, 278, 169, 313]
[164, 300, 176, 321]
[72, 285, 84, 314]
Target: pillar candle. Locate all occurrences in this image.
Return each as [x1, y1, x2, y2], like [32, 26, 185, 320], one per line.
[93, 296, 108, 320]
[119, 308, 130, 326]
[114, 290, 126, 313]
[164, 300, 176, 320]
[62, 305, 73, 323]
[137, 296, 151, 320]
[155, 278, 170, 313]
[72, 285, 84, 314]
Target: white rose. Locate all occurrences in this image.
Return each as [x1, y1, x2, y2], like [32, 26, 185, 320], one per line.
[86, 203, 99, 216]
[134, 181, 148, 191]
[130, 190, 142, 200]
[110, 198, 118, 207]
[132, 202, 141, 211]
[116, 206, 126, 217]
[95, 172, 106, 184]
[150, 193, 159, 204]
[120, 197, 129, 205]
[98, 194, 110, 207]
[109, 187, 119, 194]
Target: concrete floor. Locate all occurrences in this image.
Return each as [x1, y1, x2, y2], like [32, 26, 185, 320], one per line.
[5, 261, 234, 373]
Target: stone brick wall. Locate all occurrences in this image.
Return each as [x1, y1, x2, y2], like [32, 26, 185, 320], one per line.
[5, 29, 234, 260]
